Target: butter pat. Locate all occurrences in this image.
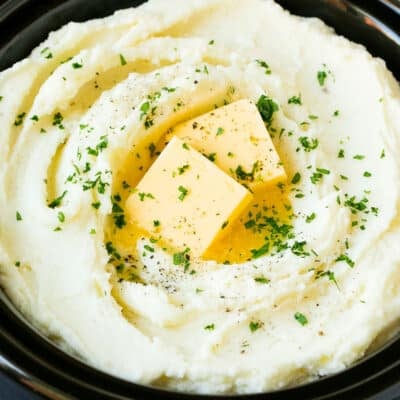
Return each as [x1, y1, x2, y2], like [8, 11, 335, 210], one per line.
[167, 99, 286, 191]
[126, 137, 253, 258]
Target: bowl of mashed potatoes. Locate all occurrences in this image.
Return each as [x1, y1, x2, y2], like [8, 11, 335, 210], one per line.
[0, 0, 399, 398]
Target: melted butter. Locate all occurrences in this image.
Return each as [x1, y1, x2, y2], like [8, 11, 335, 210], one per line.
[205, 186, 293, 264]
[109, 126, 292, 269]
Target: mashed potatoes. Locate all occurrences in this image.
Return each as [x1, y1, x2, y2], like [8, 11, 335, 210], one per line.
[0, 0, 399, 394]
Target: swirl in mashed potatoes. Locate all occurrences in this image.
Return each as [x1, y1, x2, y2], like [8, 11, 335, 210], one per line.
[0, 0, 399, 394]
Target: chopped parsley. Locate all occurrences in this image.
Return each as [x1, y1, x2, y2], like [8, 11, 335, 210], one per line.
[246, 215, 294, 257]
[305, 213, 316, 223]
[14, 112, 26, 126]
[153, 220, 160, 227]
[291, 241, 310, 257]
[16, 211, 22, 221]
[363, 171, 372, 177]
[288, 94, 302, 105]
[216, 127, 224, 136]
[294, 312, 308, 326]
[344, 196, 368, 214]
[204, 324, 215, 331]
[317, 70, 328, 86]
[205, 153, 217, 162]
[111, 194, 126, 229]
[40, 47, 53, 59]
[148, 142, 156, 158]
[139, 93, 160, 129]
[92, 202, 101, 210]
[162, 87, 176, 93]
[144, 245, 154, 253]
[138, 192, 155, 201]
[335, 253, 355, 268]
[310, 168, 330, 184]
[119, 54, 127, 66]
[254, 276, 270, 284]
[255, 59, 272, 75]
[291, 172, 301, 185]
[178, 186, 189, 201]
[72, 61, 83, 69]
[249, 321, 261, 332]
[83, 173, 109, 194]
[256, 95, 279, 125]
[52, 112, 64, 129]
[316, 270, 339, 289]
[173, 248, 191, 272]
[353, 154, 365, 160]
[299, 136, 319, 152]
[87, 136, 108, 157]
[177, 164, 190, 175]
[140, 101, 150, 117]
[48, 191, 68, 208]
[30, 115, 39, 122]
[338, 149, 345, 158]
[57, 212, 65, 223]
[235, 161, 260, 183]
[251, 243, 269, 259]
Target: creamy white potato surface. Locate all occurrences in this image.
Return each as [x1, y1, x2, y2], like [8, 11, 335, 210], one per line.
[0, 0, 399, 394]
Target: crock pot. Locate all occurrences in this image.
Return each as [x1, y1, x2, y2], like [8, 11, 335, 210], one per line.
[0, 0, 399, 399]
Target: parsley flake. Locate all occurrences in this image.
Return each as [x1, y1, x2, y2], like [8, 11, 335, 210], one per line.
[255, 59, 272, 75]
[14, 112, 26, 126]
[288, 95, 302, 105]
[48, 191, 68, 208]
[57, 212, 65, 223]
[173, 248, 191, 272]
[254, 276, 270, 284]
[317, 70, 328, 86]
[335, 253, 355, 268]
[294, 312, 308, 326]
[178, 186, 189, 201]
[256, 95, 279, 125]
[249, 321, 261, 332]
[119, 54, 127, 66]
[291, 172, 301, 185]
[216, 127, 224, 136]
[299, 136, 319, 152]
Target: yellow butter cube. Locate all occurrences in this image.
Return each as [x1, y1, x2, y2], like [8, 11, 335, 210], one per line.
[126, 136, 253, 258]
[166, 99, 286, 191]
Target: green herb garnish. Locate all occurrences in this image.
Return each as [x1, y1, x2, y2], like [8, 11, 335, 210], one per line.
[48, 191, 68, 208]
[288, 95, 302, 105]
[119, 54, 127, 66]
[256, 95, 279, 124]
[178, 186, 189, 201]
[294, 312, 308, 326]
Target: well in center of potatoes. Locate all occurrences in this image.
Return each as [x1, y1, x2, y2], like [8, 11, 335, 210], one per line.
[127, 99, 287, 258]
